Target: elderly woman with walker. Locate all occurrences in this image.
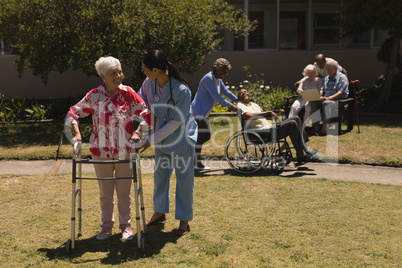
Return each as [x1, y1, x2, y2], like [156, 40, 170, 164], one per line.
[136, 49, 197, 237]
[66, 56, 152, 241]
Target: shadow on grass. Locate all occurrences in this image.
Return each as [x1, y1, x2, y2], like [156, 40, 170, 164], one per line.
[195, 165, 317, 178]
[38, 224, 180, 264]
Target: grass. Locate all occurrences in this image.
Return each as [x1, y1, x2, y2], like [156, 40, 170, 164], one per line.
[0, 173, 400, 267]
[2, 113, 400, 166]
[0, 113, 400, 267]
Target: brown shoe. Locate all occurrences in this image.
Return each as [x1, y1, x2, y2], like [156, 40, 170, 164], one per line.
[145, 214, 167, 226]
[176, 223, 190, 237]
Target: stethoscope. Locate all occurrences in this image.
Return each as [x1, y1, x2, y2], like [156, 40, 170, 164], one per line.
[153, 77, 176, 122]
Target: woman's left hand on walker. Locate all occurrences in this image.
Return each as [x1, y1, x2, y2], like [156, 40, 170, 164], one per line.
[137, 139, 151, 153]
[129, 133, 141, 144]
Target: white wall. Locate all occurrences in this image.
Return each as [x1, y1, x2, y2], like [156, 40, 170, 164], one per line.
[184, 50, 387, 94]
[0, 50, 388, 100]
[0, 55, 100, 100]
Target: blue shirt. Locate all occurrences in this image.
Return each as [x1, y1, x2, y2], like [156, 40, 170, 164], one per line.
[323, 71, 349, 98]
[138, 77, 198, 154]
[191, 72, 238, 120]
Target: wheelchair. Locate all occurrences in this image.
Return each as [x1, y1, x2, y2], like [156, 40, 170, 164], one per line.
[224, 110, 294, 174]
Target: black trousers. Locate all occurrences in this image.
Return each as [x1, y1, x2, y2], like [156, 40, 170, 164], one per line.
[195, 118, 211, 164]
[253, 116, 308, 158]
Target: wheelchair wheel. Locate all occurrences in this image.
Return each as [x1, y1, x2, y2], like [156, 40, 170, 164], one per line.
[270, 157, 286, 175]
[66, 239, 72, 254]
[277, 141, 293, 164]
[225, 131, 267, 174]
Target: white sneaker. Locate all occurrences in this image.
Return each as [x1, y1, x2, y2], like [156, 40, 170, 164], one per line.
[96, 227, 112, 240]
[195, 164, 211, 171]
[121, 227, 134, 241]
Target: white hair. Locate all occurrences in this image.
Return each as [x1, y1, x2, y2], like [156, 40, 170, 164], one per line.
[95, 56, 121, 76]
[302, 64, 318, 76]
[326, 60, 339, 69]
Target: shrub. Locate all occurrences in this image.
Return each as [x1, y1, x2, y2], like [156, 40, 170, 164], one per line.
[211, 66, 294, 112]
[0, 94, 82, 122]
[0, 94, 46, 122]
[356, 75, 382, 113]
[25, 104, 46, 121]
[356, 74, 402, 113]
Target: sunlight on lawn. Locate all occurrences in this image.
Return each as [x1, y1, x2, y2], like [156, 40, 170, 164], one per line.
[0, 173, 400, 267]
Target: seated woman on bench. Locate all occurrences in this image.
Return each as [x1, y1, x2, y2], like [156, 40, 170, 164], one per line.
[289, 64, 323, 135]
[237, 89, 319, 165]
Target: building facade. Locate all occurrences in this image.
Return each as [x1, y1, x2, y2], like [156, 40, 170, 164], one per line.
[0, 0, 398, 100]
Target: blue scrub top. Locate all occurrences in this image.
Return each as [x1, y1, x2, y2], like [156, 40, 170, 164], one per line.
[138, 77, 198, 155]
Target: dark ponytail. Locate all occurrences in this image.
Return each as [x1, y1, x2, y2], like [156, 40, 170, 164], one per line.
[143, 50, 188, 87]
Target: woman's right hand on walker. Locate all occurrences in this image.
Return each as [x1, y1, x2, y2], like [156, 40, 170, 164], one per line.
[71, 134, 82, 145]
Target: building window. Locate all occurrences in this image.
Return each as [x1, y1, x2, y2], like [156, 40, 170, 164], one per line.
[280, 12, 306, 50]
[222, 0, 386, 51]
[373, 29, 390, 48]
[248, 0, 278, 50]
[0, 39, 15, 55]
[249, 11, 265, 49]
[313, 13, 340, 45]
[222, 0, 278, 51]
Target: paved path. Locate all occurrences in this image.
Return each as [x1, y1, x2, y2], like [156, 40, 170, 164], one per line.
[0, 159, 401, 186]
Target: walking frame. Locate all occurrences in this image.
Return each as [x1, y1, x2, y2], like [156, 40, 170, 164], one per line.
[65, 141, 146, 253]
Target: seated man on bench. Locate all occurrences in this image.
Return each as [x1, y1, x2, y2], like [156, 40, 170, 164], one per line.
[319, 60, 349, 135]
[237, 89, 319, 165]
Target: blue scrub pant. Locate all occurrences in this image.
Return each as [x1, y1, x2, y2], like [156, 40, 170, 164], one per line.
[153, 146, 195, 221]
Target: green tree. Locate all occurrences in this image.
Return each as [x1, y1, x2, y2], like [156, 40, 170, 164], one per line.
[0, 0, 255, 88]
[340, 0, 402, 109]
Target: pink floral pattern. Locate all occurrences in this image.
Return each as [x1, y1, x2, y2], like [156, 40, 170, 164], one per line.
[66, 84, 152, 158]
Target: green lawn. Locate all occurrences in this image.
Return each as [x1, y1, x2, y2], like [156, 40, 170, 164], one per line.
[2, 113, 400, 166]
[0, 113, 400, 267]
[0, 173, 400, 267]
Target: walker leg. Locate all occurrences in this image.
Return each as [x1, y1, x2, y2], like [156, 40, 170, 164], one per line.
[132, 156, 143, 251]
[77, 163, 82, 237]
[137, 155, 146, 252]
[69, 180, 76, 253]
[137, 154, 146, 234]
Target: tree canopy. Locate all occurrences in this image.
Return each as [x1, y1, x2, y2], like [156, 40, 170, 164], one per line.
[0, 0, 255, 88]
[340, 0, 402, 109]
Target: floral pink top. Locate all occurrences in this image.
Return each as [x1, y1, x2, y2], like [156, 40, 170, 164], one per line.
[66, 83, 152, 159]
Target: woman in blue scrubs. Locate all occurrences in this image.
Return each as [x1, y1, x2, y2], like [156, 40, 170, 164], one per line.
[136, 50, 197, 236]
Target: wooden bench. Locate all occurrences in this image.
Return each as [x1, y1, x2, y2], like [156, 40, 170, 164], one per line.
[284, 81, 359, 135]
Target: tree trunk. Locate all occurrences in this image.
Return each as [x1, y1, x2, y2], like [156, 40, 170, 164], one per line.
[379, 36, 401, 109]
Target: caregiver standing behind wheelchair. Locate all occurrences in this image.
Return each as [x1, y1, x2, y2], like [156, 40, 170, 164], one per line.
[137, 50, 198, 237]
[65, 56, 152, 241]
[191, 58, 238, 170]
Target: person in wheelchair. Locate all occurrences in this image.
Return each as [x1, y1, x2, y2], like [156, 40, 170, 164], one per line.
[237, 89, 319, 165]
